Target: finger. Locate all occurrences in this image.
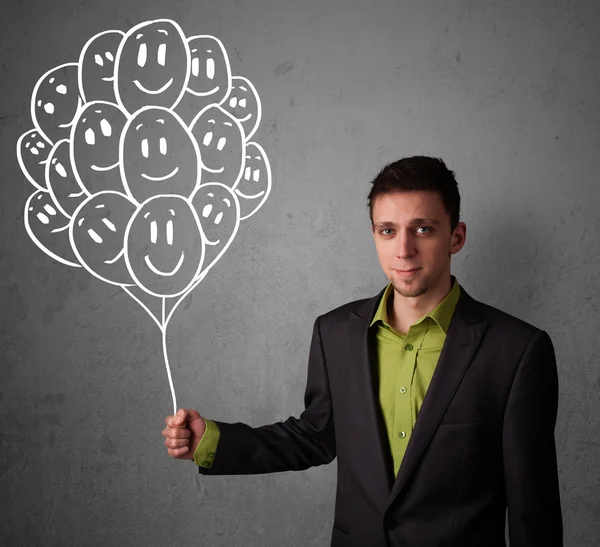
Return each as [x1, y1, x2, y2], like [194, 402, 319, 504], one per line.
[168, 446, 189, 458]
[162, 427, 191, 439]
[174, 408, 188, 426]
[164, 437, 190, 449]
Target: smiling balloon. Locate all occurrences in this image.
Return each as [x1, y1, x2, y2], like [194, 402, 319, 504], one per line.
[31, 63, 82, 145]
[114, 19, 190, 114]
[232, 142, 272, 220]
[120, 106, 200, 203]
[17, 129, 52, 191]
[25, 190, 80, 267]
[125, 195, 204, 296]
[190, 105, 245, 188]
[78, 30, 125, 103]
[45, 139, 87, 217]
[190, 182, 240, 278]
[222, 76, 261, 140]
[70, 191, 137, 285]
[70, 101, 128, 195]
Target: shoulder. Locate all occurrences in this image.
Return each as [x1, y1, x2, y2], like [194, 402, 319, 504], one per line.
[461, 288, 550, 346]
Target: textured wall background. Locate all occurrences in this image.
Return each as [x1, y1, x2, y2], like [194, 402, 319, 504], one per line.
[1, 0, 599, 545]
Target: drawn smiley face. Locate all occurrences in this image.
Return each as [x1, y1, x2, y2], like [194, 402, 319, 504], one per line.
[24, 190, 80, 268]
[120, 106, 201, 204]
[222, 76, 261, 140]
[232, 142, 272, 220]
[190, 182, 240, 276]
[31, 63, 82, 144]
[70, 101, 128, 195]
[78, 30, 125, 103]
[17, 129, 52, 191]
[45, 140, 87, 218]
[190, 105, 245, 187]
[186, 35, 231, 102]
[114, 19, 190, 114]
[125, 195, 204, 296]
[70, 191, 138, 285]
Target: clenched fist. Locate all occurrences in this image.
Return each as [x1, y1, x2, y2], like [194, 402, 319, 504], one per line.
[162, 408, 206, 460]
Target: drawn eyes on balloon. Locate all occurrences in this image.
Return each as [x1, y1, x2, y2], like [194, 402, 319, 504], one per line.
[45, 140, 87, 217]
[186, 35, 231, 104]
[25, 190, 80, 267]
[17, 129, 52, 191]
[115, 19, 190, 114]
[70, 191, 137, 285]
[120, 106, 200, 204]
[233, 142, 271, 220]
[190, 105, 244, 186]
[31, 63, 82, 145]
[70, 101, 128, 195]
[222, 76, 261, 140]
[125, 195, 204, 297]
[78, 30, 125, 103]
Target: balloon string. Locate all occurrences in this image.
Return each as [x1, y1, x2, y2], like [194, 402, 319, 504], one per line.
[162, 296, 177, 415]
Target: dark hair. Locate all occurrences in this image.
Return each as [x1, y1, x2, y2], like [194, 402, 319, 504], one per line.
[367, 156, 461, 232]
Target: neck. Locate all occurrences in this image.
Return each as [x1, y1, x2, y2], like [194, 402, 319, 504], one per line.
[388, 274, 453, 333]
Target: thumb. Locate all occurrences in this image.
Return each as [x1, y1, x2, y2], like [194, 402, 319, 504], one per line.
[174, 408, 202, 426]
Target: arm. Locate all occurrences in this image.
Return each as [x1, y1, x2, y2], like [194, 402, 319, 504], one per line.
[502, 329, 563, 546]
[199, 316, 336, 476]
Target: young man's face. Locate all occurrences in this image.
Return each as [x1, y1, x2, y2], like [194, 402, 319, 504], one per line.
[371, 190, 466, 298]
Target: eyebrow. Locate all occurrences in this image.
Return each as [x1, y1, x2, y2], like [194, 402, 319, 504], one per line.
[373, 218, 441, 228]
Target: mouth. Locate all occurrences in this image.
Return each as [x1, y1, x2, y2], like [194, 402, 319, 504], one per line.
[101, 76, 115, 82]
[234, 188, 264, 200]
[144, 252, 185, 276]
[141, 166, 179, 182]
[188, 85, 219, 97]
[202, 164, 225, 174]
[236, 113, 251, 122]
[133, 78, 174, 95]
[393, 267, 421, 277]
[91, 161, 119, 172]
[205, 236, 221, 246]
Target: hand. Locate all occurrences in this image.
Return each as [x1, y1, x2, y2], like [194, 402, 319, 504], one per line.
[162, 408, 206, 461]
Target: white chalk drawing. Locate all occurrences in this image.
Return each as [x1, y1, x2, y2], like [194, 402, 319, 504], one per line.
[17, 18, 272, 414]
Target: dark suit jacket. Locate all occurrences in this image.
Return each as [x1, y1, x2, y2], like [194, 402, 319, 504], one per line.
[199, 283, 563, 547]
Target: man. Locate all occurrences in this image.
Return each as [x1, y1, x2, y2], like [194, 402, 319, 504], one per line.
[162, 156, 563, 546]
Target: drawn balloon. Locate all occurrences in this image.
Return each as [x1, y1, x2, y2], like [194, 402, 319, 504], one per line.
[17, 18, 272, 415]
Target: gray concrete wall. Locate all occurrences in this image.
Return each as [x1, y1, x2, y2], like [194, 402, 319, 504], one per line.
[1, 0, 598, 545]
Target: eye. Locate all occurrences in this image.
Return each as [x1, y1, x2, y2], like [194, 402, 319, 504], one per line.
[100, 119, 112, 137]
[85, 128, 96, 145]
[166, 220, 173, 245]
[203, 132, 213, 147]
[137, 43, 147, 67]
[380, 228, 394, 236]
[191, 57, 200, 77]
[141, 138, 149, 158]
[416, 226, 432, 234]
[94, 54, 104, 66]
[239, 98, 247, 108]
[216, 136, 226, 151]
[157, 43, 166, 66]
[206, 58, 215, 79]
[229, 97, 238, 108]
[150, 220, 157, 243]
[159, 137, 167, 155]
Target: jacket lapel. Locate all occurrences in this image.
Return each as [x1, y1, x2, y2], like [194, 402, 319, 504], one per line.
[387, 286, 488, 506]
[349, 288, 396, 503]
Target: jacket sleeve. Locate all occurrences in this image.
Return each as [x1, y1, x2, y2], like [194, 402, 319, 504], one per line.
[198, 316, 336, 476]
[502, 329, 563, 546]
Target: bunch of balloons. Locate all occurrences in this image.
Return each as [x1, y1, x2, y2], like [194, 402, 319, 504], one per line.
[17, 19, 272, 413]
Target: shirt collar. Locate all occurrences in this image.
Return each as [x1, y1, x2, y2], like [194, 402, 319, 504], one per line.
[369, 275, 461, 334]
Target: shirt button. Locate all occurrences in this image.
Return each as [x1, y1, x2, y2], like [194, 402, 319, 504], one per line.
[405, 343, 414, 351]
[398, 431, 406, 438]
[399, 387, 407, 394]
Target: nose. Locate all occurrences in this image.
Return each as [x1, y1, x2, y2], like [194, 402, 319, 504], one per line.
[395, 229, 416, 259]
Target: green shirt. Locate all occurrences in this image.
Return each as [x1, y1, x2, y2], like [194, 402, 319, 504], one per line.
[194, 278, 461, 475]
